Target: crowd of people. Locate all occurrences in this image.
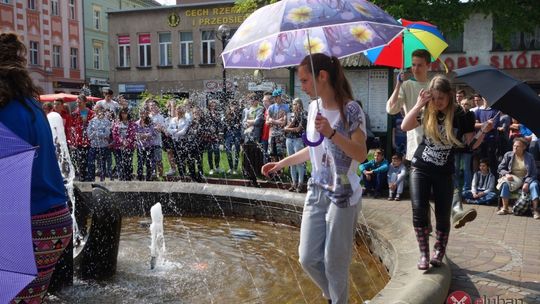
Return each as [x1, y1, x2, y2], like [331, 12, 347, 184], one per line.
[45, 87, 309, 191]
[361, 88, 540, 220]
[360, 50, 540, 226]
[3, 28, 540, 304]
[45, 64, 540, 221]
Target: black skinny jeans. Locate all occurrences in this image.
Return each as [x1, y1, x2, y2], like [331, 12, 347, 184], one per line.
[410, 167, 454, 233]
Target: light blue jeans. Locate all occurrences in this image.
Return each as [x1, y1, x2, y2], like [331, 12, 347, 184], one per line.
[285, 137, 305, 186]
[500, 180, 540, 200]
[388, 172, 405, 195]
[462, 190, 498, 204]
[299, 180, 359, 304]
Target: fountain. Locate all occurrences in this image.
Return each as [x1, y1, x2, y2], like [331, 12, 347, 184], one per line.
[46, 76, 450, 303]
[48, 182, 393, 303]
[149, 203, 165, 270]
[75, 185, 122, 280]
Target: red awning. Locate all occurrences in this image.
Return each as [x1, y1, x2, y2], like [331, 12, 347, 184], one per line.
[39, 93, 101, 102]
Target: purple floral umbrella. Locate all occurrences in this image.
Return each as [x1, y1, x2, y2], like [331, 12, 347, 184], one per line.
[222, 0, 403, 145]
[222, 0, 403, 69]
[0, 122, 37, 302]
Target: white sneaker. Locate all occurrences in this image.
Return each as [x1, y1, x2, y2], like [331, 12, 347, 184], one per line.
[232, 170, 238, 175]
[165, 169, 176, 176]
[209, 169, 215, 175]
[226, 169, 232, 174]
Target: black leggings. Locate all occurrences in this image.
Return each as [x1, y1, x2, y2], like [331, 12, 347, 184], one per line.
[410, 167, 454, 233]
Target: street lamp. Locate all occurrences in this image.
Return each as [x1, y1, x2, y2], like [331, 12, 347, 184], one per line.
[217, 24, 231, 107]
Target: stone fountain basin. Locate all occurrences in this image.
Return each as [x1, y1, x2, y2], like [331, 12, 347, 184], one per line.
[75, 181, 450, 304]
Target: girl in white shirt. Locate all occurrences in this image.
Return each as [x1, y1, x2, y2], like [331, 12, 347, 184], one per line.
[262, 53, 367, 304]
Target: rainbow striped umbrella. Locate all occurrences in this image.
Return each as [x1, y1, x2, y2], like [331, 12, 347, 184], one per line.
[364, 19, 448, 69]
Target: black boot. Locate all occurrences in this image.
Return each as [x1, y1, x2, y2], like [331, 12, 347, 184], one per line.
[413, 226, 430, 270]
[430, 230, 449, 267]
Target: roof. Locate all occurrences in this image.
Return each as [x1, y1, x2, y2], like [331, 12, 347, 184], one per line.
[340, 53, 375, 68]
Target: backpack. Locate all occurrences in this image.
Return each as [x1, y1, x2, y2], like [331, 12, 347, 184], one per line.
[512, 192, 531, 216]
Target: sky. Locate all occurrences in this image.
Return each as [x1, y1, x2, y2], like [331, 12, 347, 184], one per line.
[156, 0, 175, 5]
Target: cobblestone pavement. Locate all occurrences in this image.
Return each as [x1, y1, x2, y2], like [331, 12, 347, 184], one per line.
[362, 198, 540, 304]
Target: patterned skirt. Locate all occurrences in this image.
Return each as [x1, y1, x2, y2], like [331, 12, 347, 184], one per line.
[11, 205, 72, 304]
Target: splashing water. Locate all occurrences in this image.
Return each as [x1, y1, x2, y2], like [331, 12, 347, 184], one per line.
[149, 203, 166, 269]
[47, 114, 79, 243]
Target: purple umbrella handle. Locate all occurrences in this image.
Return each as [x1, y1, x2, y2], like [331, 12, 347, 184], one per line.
[302, 132, 324, 147]
[303, 110, 325, 146]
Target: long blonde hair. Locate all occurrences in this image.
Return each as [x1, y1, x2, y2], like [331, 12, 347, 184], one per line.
[422, 75, 462, 147]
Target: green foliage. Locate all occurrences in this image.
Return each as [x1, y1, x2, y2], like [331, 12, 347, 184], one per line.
[138, 91, 175, 112]
[234, 0, 540, 50]
[374, 0, 540, 48]
[233, 0, 278, 13]
[474, 0, 540, 49]
[371, 0, 469, 38]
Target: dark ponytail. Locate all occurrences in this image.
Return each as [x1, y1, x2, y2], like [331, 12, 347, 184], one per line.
[300, 53, 353, 129]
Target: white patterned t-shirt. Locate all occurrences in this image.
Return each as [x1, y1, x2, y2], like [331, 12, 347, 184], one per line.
[307, 99, 366, 207]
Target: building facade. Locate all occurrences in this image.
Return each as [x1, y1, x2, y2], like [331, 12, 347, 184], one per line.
[107, 3, 540, 108]
[107, 1, 289, 103]
[432, 14, 540, 91]
[0, 0, 84, 94]
[83, 0, 161, 97]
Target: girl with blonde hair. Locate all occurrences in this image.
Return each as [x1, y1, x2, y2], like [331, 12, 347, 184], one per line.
[402, 75, 488, 270]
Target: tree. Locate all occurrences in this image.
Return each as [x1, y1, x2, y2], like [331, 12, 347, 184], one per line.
[234, 0, 540, 49]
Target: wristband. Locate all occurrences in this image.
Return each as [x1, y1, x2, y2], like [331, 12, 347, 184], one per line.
[328, 129, 337, 139]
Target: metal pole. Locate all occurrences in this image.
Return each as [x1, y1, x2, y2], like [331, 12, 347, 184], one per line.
[222, 35, 227, 107]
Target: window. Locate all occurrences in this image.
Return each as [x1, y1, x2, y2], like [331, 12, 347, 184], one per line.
[52, 45, 61, 68]
[443, 33, 463, 53]
[29, 41, 39, 65]
[159, 32, 172, 66]
[69, 0, 76, 19]
[28, 0, 36, 10]
[201, 30, 215, 64]
[93, 46, 102, 70]
[51, 0, 59, 15]
[93, 8, 101, 30]
[138, 33, 151, 67]
[179, 32, 193, 65]
[118, 35, 131, 67]
[70, 48, 78, 70]
[493, 26, 540, 51]
[2, 0, 10, 4]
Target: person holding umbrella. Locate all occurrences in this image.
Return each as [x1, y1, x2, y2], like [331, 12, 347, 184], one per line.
[0, 32, 72, 303]
[262, 53, 367, 303]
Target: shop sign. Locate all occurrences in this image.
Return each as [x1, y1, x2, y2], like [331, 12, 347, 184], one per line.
[119, 83, 146, 93]
[203, 80, 234, 92]
[185, 5, 251, 26]
[432, 51, 540, 71]
[90, 77, 109, 86]
[248, 82, 275, 91]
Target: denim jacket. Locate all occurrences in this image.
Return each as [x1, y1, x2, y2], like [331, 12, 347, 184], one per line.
[497, 151, 538, 185]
